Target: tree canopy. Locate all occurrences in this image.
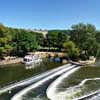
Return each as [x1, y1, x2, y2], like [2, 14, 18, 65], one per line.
[70, 23, 100, 58]
[63, 41, 80, 58]
[0, 23, 100, 59]
[0, 24, 44, 57]
[45, 31, 69, 51]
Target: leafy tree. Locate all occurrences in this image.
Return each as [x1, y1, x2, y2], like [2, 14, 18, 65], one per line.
[46, 31, 69, 51]
[0, 24, 12, 58]
[11, 29, 38, 56]
[36, 33, 44, 46]
[63, 41, 80, 58]
[96, 31, 100, 43]
[70, 23, 98, 57]
[95, 31, 100, 57]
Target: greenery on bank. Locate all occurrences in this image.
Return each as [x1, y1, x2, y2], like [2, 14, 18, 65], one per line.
[0, 23, 100, 59]
[0, 24, 42, 58]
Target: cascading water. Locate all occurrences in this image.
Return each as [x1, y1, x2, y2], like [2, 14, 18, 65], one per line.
[85, 93, 100, 100]
[46, 67, 80, 100]
[46, 66, 100, 100]
[0, 63, 69, 100]
[2, 62, 100, 100]
[11, 64, 76, 100]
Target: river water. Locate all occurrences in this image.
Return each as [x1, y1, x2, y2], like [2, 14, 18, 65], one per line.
[84, 93, 100, 100]
[49, 63, 100, 100]
[0, 60, 63, 100]
[0, 60, 100, 100]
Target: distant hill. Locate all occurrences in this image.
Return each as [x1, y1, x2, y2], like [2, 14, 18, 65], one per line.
[48, 30, 71, 35]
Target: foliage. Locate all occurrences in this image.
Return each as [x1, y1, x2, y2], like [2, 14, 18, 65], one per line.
[0, 24, 43, 57]
[0, 24, 12, 57]
[45, 31, 69, 51]
[70, 23, 100, 57]
[0, 23, 100, 59]
[10, 29, 38, 56]
[63, 41, 80, 58]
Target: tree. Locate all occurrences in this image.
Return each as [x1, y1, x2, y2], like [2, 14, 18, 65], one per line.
[70, 23, 98, 57]
[95, 31, 100, 57]
[47, 31, 69, 51]
[11, 29, 38, 56]
[36, 33, 44, 47]
[63, 41, 80, 58]
[96, 31, 100, 43]
[0, 24, 12, 58]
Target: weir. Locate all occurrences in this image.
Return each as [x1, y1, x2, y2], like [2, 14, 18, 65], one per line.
[47, 73, 100, 100]
[75, 90, 100, 100]
[46, 67, 80, 100]
[11, 64, 76, 100]
[87, 92, 100, 100]
[71, 78, 100, 100]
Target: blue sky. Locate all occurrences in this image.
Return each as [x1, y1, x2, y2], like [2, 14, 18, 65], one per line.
[0, 0, 100, 29]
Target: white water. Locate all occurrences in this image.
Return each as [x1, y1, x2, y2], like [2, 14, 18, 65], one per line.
[74, 90, 100, 100]
[47, 74, 100, 100]
[46, 67, 80, 100]
[79, 78, 100, 86]
[88, 93, 100, 100]
[69, 78, 100, 100]
[11, 65, 76, 100]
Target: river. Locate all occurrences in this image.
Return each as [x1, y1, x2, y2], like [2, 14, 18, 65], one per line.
[0, 60, 100, 100]
[0, 60, 63, 100]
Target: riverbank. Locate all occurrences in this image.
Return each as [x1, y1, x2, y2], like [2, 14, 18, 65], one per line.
[0, 52, 96, 66]
[78, 57, 96, 65]
[0, 52, 64, 66]
[0, 57, 22, 66]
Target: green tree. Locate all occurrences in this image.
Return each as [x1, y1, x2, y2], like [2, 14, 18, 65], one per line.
[47, 31, 69, 51]
[71, 23, 98, 57]
[0, 24, 12, 58]
[63, 41, 80, 58]
[11, 29, 38, 56]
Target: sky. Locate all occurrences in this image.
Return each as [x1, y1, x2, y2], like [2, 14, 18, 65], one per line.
[0, 0, 100, 30]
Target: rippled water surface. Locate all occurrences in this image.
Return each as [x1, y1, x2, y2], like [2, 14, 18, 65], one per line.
[0, 60, 62, 100]
[0, 60, 100, 100]
[0, 60, 62, 86]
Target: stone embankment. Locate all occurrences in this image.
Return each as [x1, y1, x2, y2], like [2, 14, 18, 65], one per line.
[0, 57, 22, 66]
